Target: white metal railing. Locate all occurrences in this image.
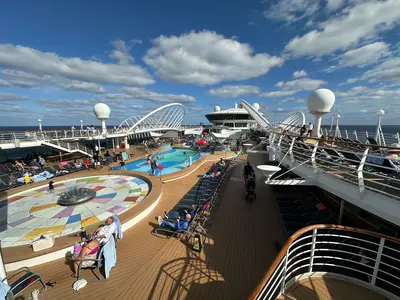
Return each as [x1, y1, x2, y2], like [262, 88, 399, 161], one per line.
[252, 224, 400, 300]
[45, 140, 93, 156]
[269, 133, 400, 200]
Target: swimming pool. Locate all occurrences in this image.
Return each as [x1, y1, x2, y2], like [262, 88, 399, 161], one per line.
[117, 148, 207, 175]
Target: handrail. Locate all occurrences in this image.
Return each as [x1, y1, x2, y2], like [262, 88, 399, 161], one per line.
[249, 224, 400, 300]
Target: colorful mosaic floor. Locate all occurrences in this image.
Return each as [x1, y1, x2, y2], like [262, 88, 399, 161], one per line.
[0, 175, 150, 248]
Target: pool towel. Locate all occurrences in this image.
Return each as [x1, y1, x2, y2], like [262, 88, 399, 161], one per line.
[111, 215, 123, 240]
[0, 281, 10, 299]
[103, 237, 116, 279]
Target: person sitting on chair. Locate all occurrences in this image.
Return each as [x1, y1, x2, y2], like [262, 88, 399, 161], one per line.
[70, 234, 100, 277]
[157, 214, 191, 231]
[94, 217, 116, 244]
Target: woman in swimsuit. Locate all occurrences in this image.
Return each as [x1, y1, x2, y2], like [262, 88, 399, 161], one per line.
[70, 237, 100, 277]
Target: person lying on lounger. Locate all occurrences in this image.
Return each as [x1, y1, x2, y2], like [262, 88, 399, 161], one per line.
[157, 214, 191, 231]
[162, 205, 197, 220]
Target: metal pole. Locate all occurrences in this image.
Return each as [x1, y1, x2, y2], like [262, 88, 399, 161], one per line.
[339, 199, 345, 224]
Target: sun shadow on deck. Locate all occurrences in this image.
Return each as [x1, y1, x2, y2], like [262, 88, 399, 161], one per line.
[148, 152, 288, 299]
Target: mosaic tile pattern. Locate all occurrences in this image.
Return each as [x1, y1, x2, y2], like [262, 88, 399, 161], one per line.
[0, 175, 150, 248]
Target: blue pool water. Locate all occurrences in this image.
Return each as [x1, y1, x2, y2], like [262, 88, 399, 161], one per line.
[116, 148, 208, 175]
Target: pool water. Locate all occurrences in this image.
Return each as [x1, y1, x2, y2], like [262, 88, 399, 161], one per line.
[116, 148, 207, 175]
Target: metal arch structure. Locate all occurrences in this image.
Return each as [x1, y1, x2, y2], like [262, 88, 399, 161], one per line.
[240, 99, 271, 130]
[277, 111, 305, 132]
[117, 103, 185, 134]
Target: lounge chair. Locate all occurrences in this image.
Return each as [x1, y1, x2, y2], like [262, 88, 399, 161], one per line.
[3, 267, 47, 299]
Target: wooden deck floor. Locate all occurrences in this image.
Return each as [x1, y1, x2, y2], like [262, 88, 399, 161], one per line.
[16, 153, 287, 299]
[278, 277, 389, 300]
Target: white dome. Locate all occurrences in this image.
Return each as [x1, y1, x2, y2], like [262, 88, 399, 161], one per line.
[214, 106, 221, 112]
[253, 103, 260, 111]
[307, 89, 335, 115]
[377, 109, 385, 116]
[93, 103, 110, 120]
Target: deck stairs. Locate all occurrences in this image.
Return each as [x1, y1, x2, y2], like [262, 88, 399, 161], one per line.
[41, 140, 93, 157]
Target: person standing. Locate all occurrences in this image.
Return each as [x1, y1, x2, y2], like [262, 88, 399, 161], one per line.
[95, 144, 99, 156]
[48, 181, 55, 194]
[306, 123, 314, 138]
[150, 158, 157, 176]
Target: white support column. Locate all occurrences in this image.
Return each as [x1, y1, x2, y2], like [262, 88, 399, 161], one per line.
[124, 136, 129, 149]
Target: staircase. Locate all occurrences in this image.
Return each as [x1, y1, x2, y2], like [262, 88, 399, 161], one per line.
[42, 140, 93, 157]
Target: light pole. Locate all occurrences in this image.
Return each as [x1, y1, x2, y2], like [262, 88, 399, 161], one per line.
[334, 114, 340, 138]
[376, 110, 385, 145]
[38, 119, 42, 132]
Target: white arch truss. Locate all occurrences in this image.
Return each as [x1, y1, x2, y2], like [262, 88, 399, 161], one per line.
[117, 103, 186, 134]
[278, 111, 305, 132]
[240, 99, 271, 130]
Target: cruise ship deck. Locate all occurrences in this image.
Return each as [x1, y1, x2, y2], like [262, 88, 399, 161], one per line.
[9, 153, 285, 299]
[3, 150, 399, 300]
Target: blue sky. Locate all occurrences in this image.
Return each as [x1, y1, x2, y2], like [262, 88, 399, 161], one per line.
[0, 0, 399, 127]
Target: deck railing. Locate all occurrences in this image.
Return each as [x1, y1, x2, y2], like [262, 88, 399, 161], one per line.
[250, 224, 400, 300]
[269, 133, 400, 200]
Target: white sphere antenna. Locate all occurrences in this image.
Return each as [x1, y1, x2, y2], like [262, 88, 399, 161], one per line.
[253, 103, 260, 111]
[93, 103, 110, 120]
[376, 109, 385, 116]
[336, 114, 340, 119]
[214, 105, 221, 112]
[93, 103, 110, 135]
[307, 89, 336, 138]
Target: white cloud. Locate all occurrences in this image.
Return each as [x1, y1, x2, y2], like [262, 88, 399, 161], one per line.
[120, 87, 196, 104]
[293, 70, 308, 78]
[263, 0, 320, 23]
[339, 42, 390, 67]
[207, 85, 260, 98]
[260, 90, 298, 98]
[109, 39, 134, 65]
[278, 78, 327, 91]
[1, 69, 52, 88]
[362, 57, 400, 82]
[0, 79, 10, 87]
[284, 0, 400, 57]
[326, 0, 345, 11]
[0, 44, 154, 86]
[281, 97, 304, 103]
[143, 31, 284, 85]
[0, 92, 29, 102]
[60, 81, 106, 94]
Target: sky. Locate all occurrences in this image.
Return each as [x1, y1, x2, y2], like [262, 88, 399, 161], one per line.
[0, 0, 399, 127]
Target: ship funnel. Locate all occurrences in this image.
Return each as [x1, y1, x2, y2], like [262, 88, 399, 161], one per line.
[257, 165, 281, 182]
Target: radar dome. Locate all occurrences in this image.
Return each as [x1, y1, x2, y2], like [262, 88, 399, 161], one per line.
[307, 89, 335, 115]
[93, 103, 110, 120]
[214, 106, 221, 112]
[253, 103, 260, 111]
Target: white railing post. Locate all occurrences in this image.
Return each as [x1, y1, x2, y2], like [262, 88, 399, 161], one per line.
[371, 237, 385, 286]
[280, 251, 289, 294]
[311, 142, 319, 172]
[397, 133, 400, 143]
[67, 143, 70, 150]
[289, 138, 295, 162]
[354, 130, 358, 141]
[345, 130, 348, 139]
[308, 229, 318, 272]
[64, 131, 67, 138]
[76, 142, 79, 150]
[357, 148, 369, 195]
